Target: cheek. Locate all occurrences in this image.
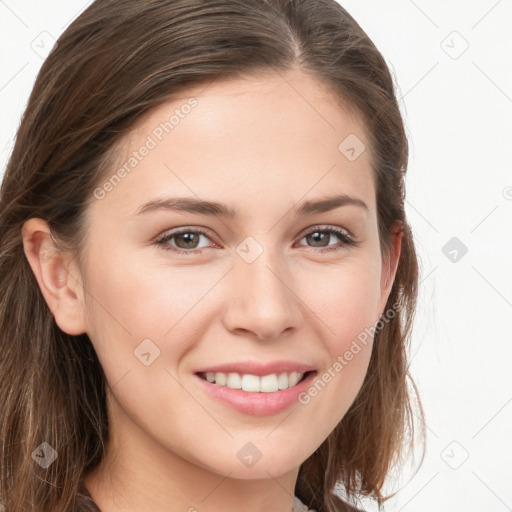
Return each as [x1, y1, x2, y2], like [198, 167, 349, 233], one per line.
[293, 257, 381, 426]
[298, 255, 382, 345]
[82, 252, 224, 375]
[79, 241, 384, 478]
[84, 242, 382, 382]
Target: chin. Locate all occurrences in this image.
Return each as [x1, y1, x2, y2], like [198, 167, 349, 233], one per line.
[225, 460, 301, 481]
[201, 444, 312, 480]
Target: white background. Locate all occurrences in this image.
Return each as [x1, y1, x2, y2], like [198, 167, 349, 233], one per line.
[1, 1, 511, 511]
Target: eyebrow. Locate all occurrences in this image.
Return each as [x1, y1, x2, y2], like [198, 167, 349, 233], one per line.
[134, 193, 369, 219]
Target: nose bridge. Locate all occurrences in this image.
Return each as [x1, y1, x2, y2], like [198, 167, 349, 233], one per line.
[226, 234, 300, 339]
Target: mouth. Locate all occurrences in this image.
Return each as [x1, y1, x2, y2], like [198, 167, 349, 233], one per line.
[194, 364, 318, 416]
[196, 370, 315, 393]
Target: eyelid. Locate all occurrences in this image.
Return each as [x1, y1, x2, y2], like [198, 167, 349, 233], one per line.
[154, 223, 359, 255]
[154, 226, 219, 254]
[156, 224, 354, 242]
[297, 224, 354, 240]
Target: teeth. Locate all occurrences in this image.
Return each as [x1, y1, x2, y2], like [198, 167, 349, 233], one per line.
[288, 371, 301, 387]
[215, 372, 227, 386]
[260, 374, 278, 393]
[241, 374, 260, 392]
[202, 371, 306, 392]
[277, 372, 289, 389]
[226, 373, 242, 389]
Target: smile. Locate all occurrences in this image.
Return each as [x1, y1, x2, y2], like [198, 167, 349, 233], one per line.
[193, 362, 318, 416]
[197, 371, 311, 393]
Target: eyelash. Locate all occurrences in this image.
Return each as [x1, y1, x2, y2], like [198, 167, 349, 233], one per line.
[154, 225, 359, 256]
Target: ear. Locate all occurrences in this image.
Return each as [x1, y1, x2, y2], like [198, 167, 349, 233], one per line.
[378, 220, 403, 315]
[21, 218, 88, 336]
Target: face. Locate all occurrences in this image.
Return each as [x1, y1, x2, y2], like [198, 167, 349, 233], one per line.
[26, 69, 400, 488]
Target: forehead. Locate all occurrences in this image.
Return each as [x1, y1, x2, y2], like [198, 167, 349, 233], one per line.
[91, 69, 375, 223]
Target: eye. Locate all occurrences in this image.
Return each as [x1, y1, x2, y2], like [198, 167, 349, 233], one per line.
[154, 227, 215, 256]
[295, 225, 358, 253]
[154, 225, 359, 256]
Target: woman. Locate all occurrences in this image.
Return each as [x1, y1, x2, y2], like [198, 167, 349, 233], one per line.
[0, 1, 424, 510]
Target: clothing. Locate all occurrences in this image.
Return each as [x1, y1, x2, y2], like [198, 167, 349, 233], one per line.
[293, 495, 317, 512]
[294, 494, 364, 512]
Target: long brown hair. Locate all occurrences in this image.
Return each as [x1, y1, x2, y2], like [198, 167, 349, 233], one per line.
[0, 1, 425, 510]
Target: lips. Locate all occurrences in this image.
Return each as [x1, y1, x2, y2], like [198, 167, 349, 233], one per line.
[195, 361, 316, 392]
[195, 360, 316, 376]
[193, 360, 317, 415]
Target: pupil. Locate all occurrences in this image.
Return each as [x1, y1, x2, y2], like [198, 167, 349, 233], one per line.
[308, 232, 327, 247]
[178, 233, 198, 248]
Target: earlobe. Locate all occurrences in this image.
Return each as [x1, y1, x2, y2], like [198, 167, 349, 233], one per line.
[21, 218, 88, 336]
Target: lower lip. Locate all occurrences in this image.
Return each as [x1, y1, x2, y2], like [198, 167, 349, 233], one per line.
[194, 372, 317, 416]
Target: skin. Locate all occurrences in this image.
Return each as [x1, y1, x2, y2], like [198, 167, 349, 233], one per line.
[22, 68, 401, 512]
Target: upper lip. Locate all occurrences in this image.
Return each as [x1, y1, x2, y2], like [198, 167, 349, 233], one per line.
[195, 360, 316, 377]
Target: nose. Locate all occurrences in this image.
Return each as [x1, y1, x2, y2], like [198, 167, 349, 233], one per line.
[222, 245, 302, 341]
